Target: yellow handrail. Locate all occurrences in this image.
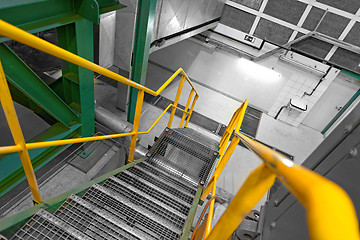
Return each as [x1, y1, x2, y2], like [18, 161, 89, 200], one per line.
[0, 19, 200, 203]
[202, 130, 360, 240]
[0, 20, 198, 97]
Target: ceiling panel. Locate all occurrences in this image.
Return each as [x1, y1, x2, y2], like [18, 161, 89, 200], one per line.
[220, 5, 256, 33]
[292, 37, 333, 59]
[317, 0, 360, 14]
[263, 0, 307, 25]
[254, 18, 293, 45]
[301, 7, 325, 31]
[316, 12, 350, 39]
[231, 0, 263, 11]
[343, 22, 360, 47]
[330, 48, 360, 74]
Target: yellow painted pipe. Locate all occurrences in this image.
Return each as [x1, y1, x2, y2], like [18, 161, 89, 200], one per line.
[204, 176, 217, 238]
[0, 61, 42, 204]
[167, 75, 185, 128]
[235, 132, 360, 240]
[128, 90, 144, 163]
[0, 145, 22, 155]
[185, 94, 199, 128]
[206, 164, 276, 240]
[179, 89, 194, 128]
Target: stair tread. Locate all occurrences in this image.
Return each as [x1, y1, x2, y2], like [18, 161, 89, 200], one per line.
[55, 194, 147, 240]
[130, 164, 196, 199]
[139, 160, 198, 194]
[173, 128, 219, 151]
[11, 209, 91, 240]
[105, 176, 188, 221]
[83, 184, 182, 239]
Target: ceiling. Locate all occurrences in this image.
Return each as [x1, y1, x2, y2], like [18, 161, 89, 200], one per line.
[219, 0, 360, 74]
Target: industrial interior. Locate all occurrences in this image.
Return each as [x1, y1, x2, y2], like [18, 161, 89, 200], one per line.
[0, 0, 360, 239]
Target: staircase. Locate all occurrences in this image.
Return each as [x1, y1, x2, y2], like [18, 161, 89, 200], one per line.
[9, 128, 219, 240]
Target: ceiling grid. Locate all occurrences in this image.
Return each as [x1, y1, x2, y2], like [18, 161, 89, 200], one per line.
[221, 0, 360, 73]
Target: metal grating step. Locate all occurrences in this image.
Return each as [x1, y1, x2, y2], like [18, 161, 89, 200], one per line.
[115, 171, 192, 215]
[128, 165, 195, 202]
[148, 128, 218, 185]
[82, 184, 181, 240]
[172, 128, 219, 152]
[55, 194, 146, 240]
[139, 161, 197, 195]
[104, 176, 187, 228]
[10, 209, 91, 240]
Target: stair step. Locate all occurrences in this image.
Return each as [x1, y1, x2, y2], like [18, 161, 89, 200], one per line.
[173, 128, 219, 152]
[11, 209, 91, 240]
[139, 161, 198, 194]
[129, 165, 195, 201]
[104, 176, 188, 226]
[55, 194, 147, 240]
[82, 184, 181, 240]
[115, 171, 192, 215]
[148, 128, 218, 185]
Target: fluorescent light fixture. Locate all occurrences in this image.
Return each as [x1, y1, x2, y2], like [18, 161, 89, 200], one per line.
[238, 58, 281, 82]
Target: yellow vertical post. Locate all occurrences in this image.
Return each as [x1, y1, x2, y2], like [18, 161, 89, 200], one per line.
[204, 176, 217, 239]
[0, 61, 42, 204]
[179, 89, 194, 128]
[167, 75, 185, 128]
[206, 164, 276, 240]
[128, 90, 144, 162]
[234, 99, 248, 133]
[215, 135, 240, 171]
[184, 94, 199, 128]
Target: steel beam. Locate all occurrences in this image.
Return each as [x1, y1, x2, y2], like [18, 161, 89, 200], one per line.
[0, 44, 79, 127]
[57, 20, 95, 136]
[127, 0, 157, 123]
[0, 0, 124, 43]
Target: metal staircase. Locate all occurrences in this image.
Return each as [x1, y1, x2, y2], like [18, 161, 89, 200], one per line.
[9, 128, 218, 240]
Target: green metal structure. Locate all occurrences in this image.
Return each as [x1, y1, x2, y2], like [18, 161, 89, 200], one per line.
[0, 0, 124, 197]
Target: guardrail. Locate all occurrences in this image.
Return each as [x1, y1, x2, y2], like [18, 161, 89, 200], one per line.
[192, 101, 360, 240]
[0, 20, 199, 204]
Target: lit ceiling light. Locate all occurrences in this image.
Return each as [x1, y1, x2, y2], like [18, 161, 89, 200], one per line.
[238, 58, 281, 82]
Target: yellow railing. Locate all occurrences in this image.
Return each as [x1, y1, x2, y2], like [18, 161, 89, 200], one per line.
[0, 20, 199, 204]
[193, 102, 360, 240]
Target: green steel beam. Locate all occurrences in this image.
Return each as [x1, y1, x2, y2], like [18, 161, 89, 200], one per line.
[127, 0, 157, 123]
[0, 123, 81, 197]
[0, 43, 79, 127]
[0, 0, 124, 43]
[0, 158, 145, 236]
[57, 20, 95, 136]
[8, 84, 57, 125]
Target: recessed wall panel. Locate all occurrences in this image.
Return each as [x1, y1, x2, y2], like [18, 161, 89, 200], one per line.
[220, 5, 256, 33]
[302, 7, 325, 31]
[231, 0, 263, 11]
[254, 18, 293, 45]
[263, 0, 307, 25]
[317, 0, 360, 14]
[292, 38, 333, 59]
[343, 22, 360, 47]
[316, 12, 350, 39]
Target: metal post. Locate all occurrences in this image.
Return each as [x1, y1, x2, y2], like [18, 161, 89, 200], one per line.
[205, 176, 217, 238]
[128, 90, 144, 162]
[179, 89, 194, 128]
[207, 164, 276, 240]
[168, 75, 185, 128]
[185, 95, 199, 128]
[127, 0, 157, 123]
[0, 61, 42, 204]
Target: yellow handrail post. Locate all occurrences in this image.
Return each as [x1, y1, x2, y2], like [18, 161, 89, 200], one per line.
[167, 75, 185, 128]
[206, 164, 276, 240]
[204, 176, 217, 239]
[128, 90, 144, 162]
[234, 99, 248, 133]
[0, 61, 43, 204]
[185, 94, 199, 128]
[179, 89, 194, 128]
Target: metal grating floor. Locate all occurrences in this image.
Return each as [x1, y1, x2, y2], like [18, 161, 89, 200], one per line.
[9, 127, 217, 240]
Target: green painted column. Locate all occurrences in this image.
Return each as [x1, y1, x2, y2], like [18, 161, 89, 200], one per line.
[127, 0, 157, 123]
[57, 19, 95, 136]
